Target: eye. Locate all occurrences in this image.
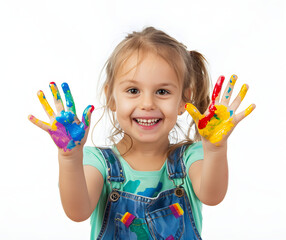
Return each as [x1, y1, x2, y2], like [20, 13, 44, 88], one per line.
[127, 88, 139, 94]
[156, 89, 170, 95]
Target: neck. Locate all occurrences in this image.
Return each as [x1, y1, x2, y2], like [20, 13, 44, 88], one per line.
[116, 135, 170, 171]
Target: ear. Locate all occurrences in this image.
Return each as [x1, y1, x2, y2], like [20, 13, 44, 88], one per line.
[178, 88, 191, 115]
[104, 84, 116, 112]
[178, 100, 186, 115]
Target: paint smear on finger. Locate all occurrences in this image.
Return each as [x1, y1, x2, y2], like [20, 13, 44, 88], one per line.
[198, 76, 225, 129]
[82, 105, 94, 129]
[230, 74, 237, 86]
[49, 82, 62, 102]
[239, 84, 248, 101]
[62, 83, 76, 113]
[244, 104, 254, 117]
[38, 91, 54, 117]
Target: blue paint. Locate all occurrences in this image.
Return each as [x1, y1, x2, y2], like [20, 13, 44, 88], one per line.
[227, 87, 232, 93]
[68, 122, 85, 141]
[230, 110, 234, 117]
[56, 111, 74, 124]
[138, 182, 163, 197]
[56, 111, 85, 142]
[61, 82, 76, 113]
[225, 96, 229, 99]
[67, 139, 76, 149]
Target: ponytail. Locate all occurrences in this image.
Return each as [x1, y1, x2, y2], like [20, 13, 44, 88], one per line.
[188, 50, 211, 141]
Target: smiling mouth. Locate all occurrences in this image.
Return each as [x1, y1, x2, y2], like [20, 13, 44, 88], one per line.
[134, 118, 161, 126]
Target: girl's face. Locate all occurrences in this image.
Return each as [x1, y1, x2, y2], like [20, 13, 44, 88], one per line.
[112, 51, 186, 146]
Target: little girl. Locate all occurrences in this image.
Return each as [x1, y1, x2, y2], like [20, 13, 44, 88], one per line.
[28, 27, 255, 239]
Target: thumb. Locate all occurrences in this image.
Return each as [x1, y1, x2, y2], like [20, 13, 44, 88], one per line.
[82, 105, 95, 130]
[185, 103, 203, 124]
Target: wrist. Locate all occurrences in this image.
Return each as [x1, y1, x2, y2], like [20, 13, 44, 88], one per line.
[58, 146, 84, 162]
[202, 138, 227, 153]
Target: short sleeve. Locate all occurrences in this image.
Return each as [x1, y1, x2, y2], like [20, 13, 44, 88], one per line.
[184, 141, 204, 172]
[83, 146, 107, 179]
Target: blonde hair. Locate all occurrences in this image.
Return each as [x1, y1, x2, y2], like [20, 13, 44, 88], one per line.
[98, 26, 211, 156]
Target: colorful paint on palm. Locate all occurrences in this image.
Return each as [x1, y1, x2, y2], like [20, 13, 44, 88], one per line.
[185, 74, 253, 144]
[30, 82, 94, 152]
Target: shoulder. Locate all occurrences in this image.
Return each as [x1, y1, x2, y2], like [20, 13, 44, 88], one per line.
[183, 142, 204, 169]
[83, 146, 108, 178]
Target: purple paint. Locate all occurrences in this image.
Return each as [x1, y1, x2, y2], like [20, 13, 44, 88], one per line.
[48, 121, 72, 151]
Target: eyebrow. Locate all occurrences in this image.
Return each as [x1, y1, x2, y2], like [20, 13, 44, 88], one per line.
[119, 79, 178, 89]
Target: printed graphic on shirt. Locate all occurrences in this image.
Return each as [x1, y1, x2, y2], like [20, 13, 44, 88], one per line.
[123, 180, 140, 193]
[138, 182, 163, 197]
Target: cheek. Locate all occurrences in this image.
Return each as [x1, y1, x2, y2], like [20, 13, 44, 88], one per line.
[116, 100, 133, 119]
[161, 102, 179, 121]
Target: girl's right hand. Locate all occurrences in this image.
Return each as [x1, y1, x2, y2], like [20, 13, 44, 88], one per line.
[28, 82, 94, 154]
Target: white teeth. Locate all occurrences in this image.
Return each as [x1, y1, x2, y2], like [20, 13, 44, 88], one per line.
[135, 118, 160, 126]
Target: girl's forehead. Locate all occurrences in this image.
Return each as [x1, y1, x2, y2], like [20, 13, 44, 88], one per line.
[116, 51, 178, 81]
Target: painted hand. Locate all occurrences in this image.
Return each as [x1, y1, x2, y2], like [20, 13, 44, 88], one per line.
[185, 75, 255, 145]
[28, 82, 94, 152]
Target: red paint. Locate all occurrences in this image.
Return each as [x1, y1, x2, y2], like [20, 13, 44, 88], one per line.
[198, 76, 224, 129]
[50, 82, 56, 85]
[212, 76, 225, 101]
[90, 105, 95, 113]
[185, 103, 188, 109]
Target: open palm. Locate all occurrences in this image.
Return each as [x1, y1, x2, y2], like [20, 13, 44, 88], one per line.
[185, 75, 255, 145]
[28, 82, 94, 152]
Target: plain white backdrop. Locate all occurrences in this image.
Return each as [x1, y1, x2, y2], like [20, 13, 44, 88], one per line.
[0, 0, 285, 239]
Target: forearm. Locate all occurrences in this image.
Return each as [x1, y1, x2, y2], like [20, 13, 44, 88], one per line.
[199, 139, 228, 205]
[58, 148, 92, 221]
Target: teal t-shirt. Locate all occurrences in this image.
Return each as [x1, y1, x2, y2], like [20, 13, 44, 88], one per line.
[83, 142, 204, 239]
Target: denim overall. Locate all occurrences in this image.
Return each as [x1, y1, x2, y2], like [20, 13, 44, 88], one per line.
[97, 146, 202, 240]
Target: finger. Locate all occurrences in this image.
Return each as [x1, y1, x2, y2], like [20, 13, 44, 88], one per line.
[234, 104, 256, 124]
[28, 114, 50, 132]
[82, 105, 95, 130]
[185, 103, 203, 124]
[37, 90, 56, 119]
[221, 74, 238, 105]
[49, 82, 64, 113]
[229, 84, 249, 112]
[212, 75, 225, 102]
[61, 82, 76, 115]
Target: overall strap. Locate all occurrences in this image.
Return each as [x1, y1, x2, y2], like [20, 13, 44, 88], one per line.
[167, 145, 187, 180]
[98, 148, 125, 183]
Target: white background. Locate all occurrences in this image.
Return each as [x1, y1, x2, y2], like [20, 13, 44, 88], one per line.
[1, 0, 285, 239]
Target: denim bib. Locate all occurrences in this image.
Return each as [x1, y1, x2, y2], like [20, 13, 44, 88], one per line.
[97, 146, 202, 240]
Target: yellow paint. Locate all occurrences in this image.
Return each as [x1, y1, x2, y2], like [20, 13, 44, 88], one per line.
[244, 104, 254, 117]
[50, 84, 59, 100]
[50, 120, 58, 131]
[198, 105, 234, 144]
[239, 84, 248, 101]
[38, 91, 54, 117]
[230, 74, 237, 86]
[185, 103, 203, 123]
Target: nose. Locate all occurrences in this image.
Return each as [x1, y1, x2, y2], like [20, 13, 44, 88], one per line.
[140, 93, 155, 110]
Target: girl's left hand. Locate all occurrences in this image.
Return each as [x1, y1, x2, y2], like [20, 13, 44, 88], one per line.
[185, 75, 255, 146]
